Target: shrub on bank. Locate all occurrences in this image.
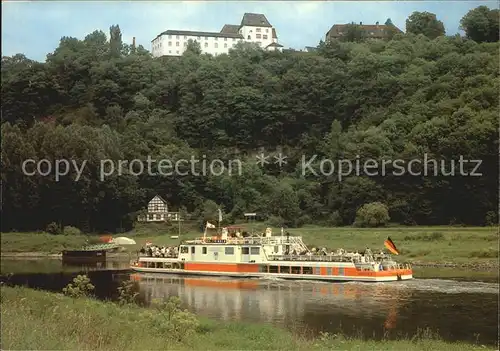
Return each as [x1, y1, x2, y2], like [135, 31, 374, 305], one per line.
[63, 226, 82, 236]
[45, 222, 62, 235]
[354, 202, 390, 227]
[62, 275, 95, 298]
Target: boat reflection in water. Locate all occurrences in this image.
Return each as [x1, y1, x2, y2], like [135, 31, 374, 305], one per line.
[62, 259, 130, 272]
[130, 273, 406, 337]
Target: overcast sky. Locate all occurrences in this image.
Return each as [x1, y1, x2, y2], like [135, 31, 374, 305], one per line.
[2, 1, 497, 61]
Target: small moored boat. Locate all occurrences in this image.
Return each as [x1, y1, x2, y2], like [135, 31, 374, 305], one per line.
[131, 227, 412, 282]
[62, 243, 120, 263]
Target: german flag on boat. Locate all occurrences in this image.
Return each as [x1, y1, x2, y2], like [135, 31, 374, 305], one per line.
[384, 237, 400, 255]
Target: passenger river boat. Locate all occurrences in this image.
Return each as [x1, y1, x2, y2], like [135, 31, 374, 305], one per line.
[131, 228, 413, 282]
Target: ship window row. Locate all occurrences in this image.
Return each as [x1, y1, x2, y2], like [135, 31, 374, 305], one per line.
[260, 266, 344, 275]
[142, 261, 184, 269]
[242, 247, 260, 255]
[180, 246, 260, 255]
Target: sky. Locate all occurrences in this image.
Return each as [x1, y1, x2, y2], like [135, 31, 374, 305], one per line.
[2, 1, 498, 61]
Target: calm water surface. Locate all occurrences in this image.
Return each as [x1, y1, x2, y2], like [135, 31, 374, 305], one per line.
[1, 259, 498, 346]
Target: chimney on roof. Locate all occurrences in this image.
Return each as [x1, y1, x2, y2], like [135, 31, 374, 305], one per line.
[132, 37, 136, 48]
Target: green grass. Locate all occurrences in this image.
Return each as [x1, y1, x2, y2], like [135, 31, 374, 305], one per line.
[0, 232, 91, 253]
[0, 286, 493, 351]
[2, 224, 498, 266]
[414, 266, 499, 282]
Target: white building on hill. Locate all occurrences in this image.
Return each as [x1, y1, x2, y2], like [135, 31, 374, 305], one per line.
[151, 13, 283, 57]
[137, 195, 179, 222]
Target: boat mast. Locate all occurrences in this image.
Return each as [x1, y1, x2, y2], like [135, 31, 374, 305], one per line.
[178, 212, 181, 245]
[217, 208, 222, 235]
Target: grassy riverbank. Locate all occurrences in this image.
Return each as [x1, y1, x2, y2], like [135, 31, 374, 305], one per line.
[1, 225, 498, 267]
[0, 286, 492, 351]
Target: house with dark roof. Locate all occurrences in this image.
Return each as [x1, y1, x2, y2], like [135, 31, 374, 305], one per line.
[151, 13, 282, 57]
[137, 194, 179, 222]
[325, 21, 403, 41]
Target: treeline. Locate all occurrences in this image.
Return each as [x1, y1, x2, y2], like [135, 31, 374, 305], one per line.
[1, 7, 499, 232]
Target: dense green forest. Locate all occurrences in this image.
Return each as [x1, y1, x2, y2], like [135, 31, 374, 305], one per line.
[1, 7, 499, 232]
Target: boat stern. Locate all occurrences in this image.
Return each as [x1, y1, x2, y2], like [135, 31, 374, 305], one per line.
[374, 263, 413, 282]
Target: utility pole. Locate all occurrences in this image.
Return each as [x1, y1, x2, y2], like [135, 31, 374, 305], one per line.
[217, 208, 222, 235]
[178, 212, 181, 245]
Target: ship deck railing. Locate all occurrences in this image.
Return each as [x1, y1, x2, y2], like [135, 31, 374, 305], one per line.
[79, 243, 120, 251]
[139, 254, 179, 258]
[184, 236, 308, 246]
[268, 254, 359, 263]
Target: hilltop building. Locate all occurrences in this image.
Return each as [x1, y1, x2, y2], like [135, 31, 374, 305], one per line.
[151, 13, 283, 57]
[137, 195, 179, 222]
[325, 21, 403, 41]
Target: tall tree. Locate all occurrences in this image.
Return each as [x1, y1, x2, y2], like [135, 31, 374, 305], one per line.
[406, 11, 446, 39]
[109, 25, 123, 58]
[341, 24, 366, 43]
[460, 6, 500, 43]
[184, 39, 202, 55]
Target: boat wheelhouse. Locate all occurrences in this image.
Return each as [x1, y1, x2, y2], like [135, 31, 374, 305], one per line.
[131, 228, 413, 282]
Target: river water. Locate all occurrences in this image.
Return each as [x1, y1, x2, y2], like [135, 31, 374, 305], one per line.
[1, 259, 498, 346]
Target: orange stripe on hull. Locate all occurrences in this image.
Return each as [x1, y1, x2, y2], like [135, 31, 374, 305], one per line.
[184, 262, 260, 273]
